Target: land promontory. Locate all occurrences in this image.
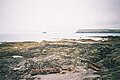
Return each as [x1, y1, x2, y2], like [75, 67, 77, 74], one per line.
[76, 29, 120, 33]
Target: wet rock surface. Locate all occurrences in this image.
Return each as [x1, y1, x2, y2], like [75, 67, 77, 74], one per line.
[0, 36, 120, 80]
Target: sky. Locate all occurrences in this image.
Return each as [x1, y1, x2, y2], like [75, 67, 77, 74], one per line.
[0, 0, 120, 33]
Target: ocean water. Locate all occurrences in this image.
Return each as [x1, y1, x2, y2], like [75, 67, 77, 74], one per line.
[0, 32, 120, 42]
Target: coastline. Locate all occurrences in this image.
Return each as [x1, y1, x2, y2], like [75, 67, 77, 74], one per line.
[0, 36, 120, 80]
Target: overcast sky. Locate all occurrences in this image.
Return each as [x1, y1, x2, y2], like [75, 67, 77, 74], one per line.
[0, 0, 120, 33]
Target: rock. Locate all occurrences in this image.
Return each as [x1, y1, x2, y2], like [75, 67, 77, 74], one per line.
[83, 75, 101, 80]
[31, 67, 61, 75]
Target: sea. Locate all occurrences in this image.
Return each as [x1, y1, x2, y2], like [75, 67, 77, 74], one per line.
[0, 32, 120, 42]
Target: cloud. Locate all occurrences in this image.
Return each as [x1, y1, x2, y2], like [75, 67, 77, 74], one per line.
[0, 0, 120, 33]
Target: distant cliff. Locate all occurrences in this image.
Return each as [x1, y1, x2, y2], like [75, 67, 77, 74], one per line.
[76, 29, 120, 33]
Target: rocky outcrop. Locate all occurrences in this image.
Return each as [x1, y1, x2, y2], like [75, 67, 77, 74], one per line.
[0, 36, 120, 80]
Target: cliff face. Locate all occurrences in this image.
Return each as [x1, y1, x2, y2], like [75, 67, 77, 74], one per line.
[76, 29, 120, 33]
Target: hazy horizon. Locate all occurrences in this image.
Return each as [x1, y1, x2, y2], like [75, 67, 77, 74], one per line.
[0, 0, 120, 33]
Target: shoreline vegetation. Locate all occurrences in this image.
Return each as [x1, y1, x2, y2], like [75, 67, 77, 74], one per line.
[0, 36, 120, 80]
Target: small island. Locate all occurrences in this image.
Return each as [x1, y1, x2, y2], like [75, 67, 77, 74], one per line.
[42, 32, 47, 34]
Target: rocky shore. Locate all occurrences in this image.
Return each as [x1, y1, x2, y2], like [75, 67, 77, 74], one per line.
[0, 36, 120, 80]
